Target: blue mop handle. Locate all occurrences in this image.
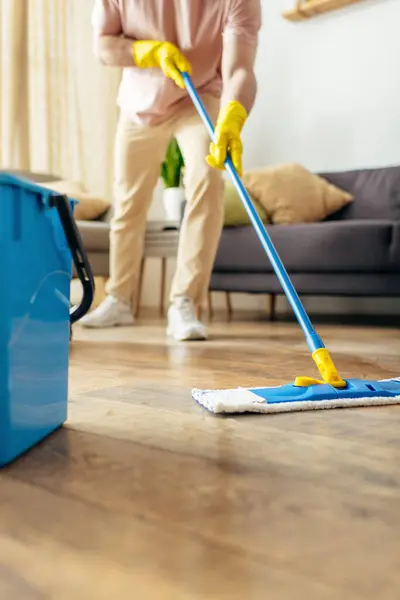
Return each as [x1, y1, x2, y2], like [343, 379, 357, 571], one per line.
[182, 72, 324, 354]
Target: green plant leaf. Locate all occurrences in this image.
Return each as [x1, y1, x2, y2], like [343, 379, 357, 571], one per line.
[161, 138, 184, 188]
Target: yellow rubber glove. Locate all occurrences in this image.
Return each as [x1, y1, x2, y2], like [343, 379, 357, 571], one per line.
[132, 40, 191, 89]
[206, 101, 248, 177]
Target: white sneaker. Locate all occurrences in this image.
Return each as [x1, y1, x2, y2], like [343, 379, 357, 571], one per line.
[79, 295, 134, 328]
[167, 297, 208, 341]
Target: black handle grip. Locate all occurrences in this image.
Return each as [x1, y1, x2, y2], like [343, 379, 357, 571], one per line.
[49, 193, 95, 324]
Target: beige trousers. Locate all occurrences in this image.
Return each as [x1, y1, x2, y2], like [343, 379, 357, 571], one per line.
[106, 96, 224, 310]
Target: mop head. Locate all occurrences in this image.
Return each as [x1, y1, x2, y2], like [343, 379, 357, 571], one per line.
[192, 378, 400, 414]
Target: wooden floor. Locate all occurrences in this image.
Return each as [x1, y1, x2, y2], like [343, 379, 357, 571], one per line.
[1, 314, 399, 600]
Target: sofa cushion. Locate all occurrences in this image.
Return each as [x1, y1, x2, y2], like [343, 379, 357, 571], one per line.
[320, 166, 400, 221]
[213, 221, 397, 274]
[391, 223, 400, 267]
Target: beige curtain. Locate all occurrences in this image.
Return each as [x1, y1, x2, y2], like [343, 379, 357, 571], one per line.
[0, 0, 29, 168]
[1, 0, 122, 199]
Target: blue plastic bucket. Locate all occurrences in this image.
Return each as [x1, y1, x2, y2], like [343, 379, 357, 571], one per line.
[0, 174, 94, 466]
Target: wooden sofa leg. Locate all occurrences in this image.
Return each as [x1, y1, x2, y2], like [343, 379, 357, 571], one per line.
[160, 257, 167, 317]
[135, 258, 145, 318]
[207, 292, 214, 319]
[269, 294, 276, 322]
[226, 292, 233, 321]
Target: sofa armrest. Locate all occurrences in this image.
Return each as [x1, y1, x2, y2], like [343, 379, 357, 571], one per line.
[76, 220, 109, 253]
[0, 169, 61, 183]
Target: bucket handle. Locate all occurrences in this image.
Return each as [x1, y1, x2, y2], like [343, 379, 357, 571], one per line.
[49, 193, 95, 324]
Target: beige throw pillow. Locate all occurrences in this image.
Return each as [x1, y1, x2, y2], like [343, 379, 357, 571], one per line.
[223, 180, 269, 227]
[242, 163, 353, 225]
[40, 179, 111, 221]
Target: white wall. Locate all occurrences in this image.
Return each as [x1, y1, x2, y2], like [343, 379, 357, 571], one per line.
[243, 0, 400, 173]
[143, 0, 400, 316]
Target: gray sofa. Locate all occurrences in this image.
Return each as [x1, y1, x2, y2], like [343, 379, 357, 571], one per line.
[210, 166, 400, 301]
[4, 166, 400, 312]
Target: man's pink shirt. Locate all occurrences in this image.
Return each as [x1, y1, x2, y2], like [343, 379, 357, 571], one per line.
[92, 0, 261, 125]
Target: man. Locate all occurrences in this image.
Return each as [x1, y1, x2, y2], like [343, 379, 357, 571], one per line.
[82, 0, 261, 340]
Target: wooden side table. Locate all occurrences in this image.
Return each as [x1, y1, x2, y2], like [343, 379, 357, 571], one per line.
[135, 222, 180, 317]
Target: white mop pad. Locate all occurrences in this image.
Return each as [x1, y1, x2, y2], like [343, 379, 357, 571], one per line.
[192, 378, 400, 414]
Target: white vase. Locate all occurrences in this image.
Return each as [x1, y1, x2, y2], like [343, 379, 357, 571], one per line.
[163, 187, 185, 222]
